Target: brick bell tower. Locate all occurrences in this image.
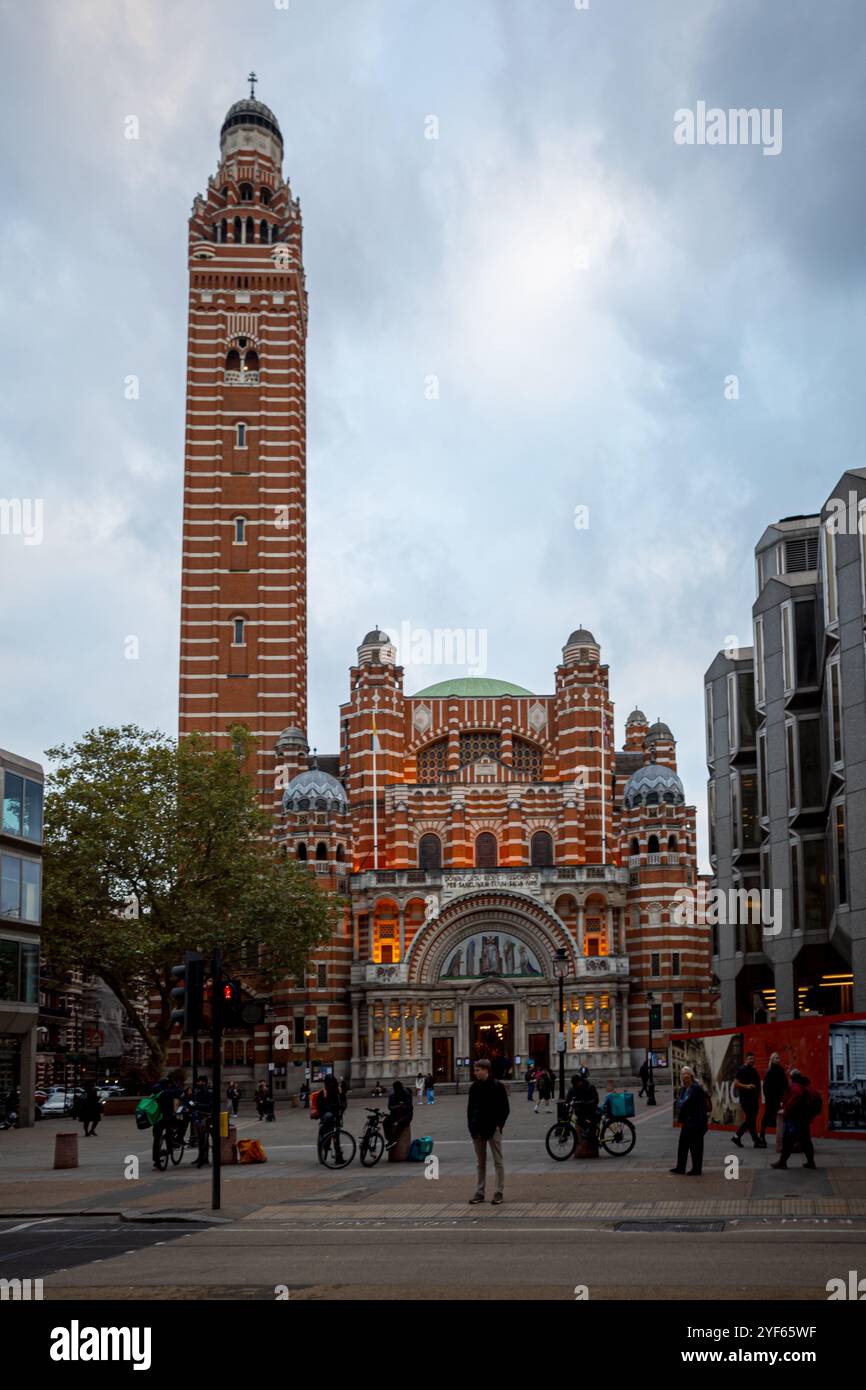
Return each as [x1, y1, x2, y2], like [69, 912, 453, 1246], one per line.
[178, 77, 308, 816]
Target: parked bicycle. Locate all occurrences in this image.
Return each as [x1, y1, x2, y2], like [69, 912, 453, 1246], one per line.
[545, 1096, 636, 1160]
[359, 1108, 389, 1166]
[317, 1115, 356, 1168]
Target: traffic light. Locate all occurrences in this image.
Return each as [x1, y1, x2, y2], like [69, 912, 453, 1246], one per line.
[220, 976, 266, 1029]
[170, 950, 205, 1033]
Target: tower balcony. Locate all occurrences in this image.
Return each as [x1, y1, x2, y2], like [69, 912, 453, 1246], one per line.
[223, 370, 260, 386]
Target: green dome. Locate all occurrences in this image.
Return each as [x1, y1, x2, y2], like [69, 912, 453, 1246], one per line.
[411, 677, 533, 698]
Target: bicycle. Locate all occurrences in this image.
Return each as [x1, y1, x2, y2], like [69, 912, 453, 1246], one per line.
[153, 1114, 189, 1171]
[545, 1098, 636, 1160]
[359, 1108, 388, 1166]
[317, 1113, 356, 1169]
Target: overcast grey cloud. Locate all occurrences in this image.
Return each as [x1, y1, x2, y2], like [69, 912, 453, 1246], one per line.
[2, 0, 865, 869]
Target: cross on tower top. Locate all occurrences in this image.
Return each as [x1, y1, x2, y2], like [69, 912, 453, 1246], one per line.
[248, 71, 258, 99]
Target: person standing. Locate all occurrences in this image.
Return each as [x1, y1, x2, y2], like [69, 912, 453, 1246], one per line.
[771, 1070, 818, 1170]
[760, 1053, 787, 1144]
[525, 1063, 536, 1103]
[425, 1072, 435, 1105]
[255, 1081, 269, 1121]
[670, 1066, 708, 1176]
[534, 1067, 553, 1114]
[384, 1080, 414, 1150]
[226, 1083, 240, 1116]
[732, 1051, 762, 1148]
[638, 1058, 650, 1098]
[80, 1081, 102, 1137]
[192, 1075, 213, 1167]
[416, 1072, 426, 1107]
[467, 1058, 510, 1205]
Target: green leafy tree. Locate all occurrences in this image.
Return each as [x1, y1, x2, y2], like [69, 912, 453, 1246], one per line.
[42, 725, 338, 1078]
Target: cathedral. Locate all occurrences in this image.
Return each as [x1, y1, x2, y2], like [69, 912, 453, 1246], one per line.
[177, 87, 714, 1089]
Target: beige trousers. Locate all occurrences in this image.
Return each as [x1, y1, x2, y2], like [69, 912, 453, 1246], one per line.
[473, 1128, 505, 1197]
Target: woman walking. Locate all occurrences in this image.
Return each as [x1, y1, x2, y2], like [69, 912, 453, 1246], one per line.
[416, 1072, 426, 1106]
[760, 1053, 787, 1144]
[671, 1066, 708, 1175]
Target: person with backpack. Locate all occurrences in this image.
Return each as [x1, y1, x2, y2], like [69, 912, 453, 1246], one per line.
[671, 1065, 709, 1175]
[760, 1053, 787, 1143]
[771, 1069, 819, 1170]
[534, 1067, 553, 1114]
[151, 1075, 182, 1169]
[467, 1058, 510, 1205]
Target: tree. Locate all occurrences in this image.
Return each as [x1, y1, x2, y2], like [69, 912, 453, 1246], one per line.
[42, 725, 339, 1078]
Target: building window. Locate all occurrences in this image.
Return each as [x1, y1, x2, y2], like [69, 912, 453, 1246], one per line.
[317, 1016, 329, 1045]
[316, 962, 327, 988]
[2, 774, 43, 842]
[234, 517, 246, 543]
[475, 832, 498, 869]
[705, 684, 715, 763]
[232, 617, 245, 646]
[239, 183, 253, 202]
[803, 838, 828, 933]
[530, 831, 554, 867]
[786, 722, 797, 810]
[781, 602, 794, 693]
[418, 833, 442, 871]
[297, 842, 307, 861]
[672, 952, 681, 977]
[828, 661, 842, 766]
[0, 854, 41, 923]
[416, 738, 447, 784]
[293, 1016, 305, 1045]
[708, 780, 716, 859]
[315, 842, 327, 861]
[460, 731, 501, 765]
[835, 804, 848, 906]
[236, 422, 247, 448]
[512, 737, 543, 780]
[673, 1002, 684, 1031]
[727, 672, 738, 752]
[757, 732, 768, 819]
[650, 952, 660, 976]
[225, 348, 241, 372]
[822, 521, 838, 625]
[753, 618, 765, 706]
[793, 601, 818, 687]
[798, 719, 822, 808]
[650, 1002, 662, 1030]
[790, 841, 801, 933]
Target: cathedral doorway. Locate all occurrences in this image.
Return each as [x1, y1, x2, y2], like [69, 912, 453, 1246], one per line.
[432, 1036, 453, 1083]
[471, 1006, 513, 1077]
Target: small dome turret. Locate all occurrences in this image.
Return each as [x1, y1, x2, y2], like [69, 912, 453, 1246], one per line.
[282, 766, 349, 814]
[623, 759, 685, 809]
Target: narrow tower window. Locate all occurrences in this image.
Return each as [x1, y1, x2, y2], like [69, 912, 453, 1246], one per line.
[234, 517, 246, 543]
[233, 617, 245, 646]
[236, 422, 247, 448]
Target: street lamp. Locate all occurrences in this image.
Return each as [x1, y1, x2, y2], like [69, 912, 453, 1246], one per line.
[685, 1008, 693, 1037]
[646, 992, 657, 1106]
[303, 1026, 313, 1107]
[554, 948, 568, 1101]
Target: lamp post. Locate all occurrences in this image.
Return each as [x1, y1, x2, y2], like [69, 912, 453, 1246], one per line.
[303, 1026, 312, 1107]
[685, 1008, 693, 1037]
[554, 948, 568, 1101]
[646, 992, 657, 1106]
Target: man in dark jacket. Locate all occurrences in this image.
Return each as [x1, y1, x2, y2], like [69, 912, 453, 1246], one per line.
[671, 1066, 708, 1175]
[567, 1068, 600, 1136]
[191, 1075, 213, 1167]
[638, 1058, 650, 1097]
[760, 1053, 787, 1143]
[732, 1051, 763, 1148]
[771, 1070, 817, 1170]
[467, 1058, 510, 1205]
[151, 1076, 182, 1169]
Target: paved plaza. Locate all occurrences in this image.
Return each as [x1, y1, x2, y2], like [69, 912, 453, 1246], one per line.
[1, 1090, 865, 1299]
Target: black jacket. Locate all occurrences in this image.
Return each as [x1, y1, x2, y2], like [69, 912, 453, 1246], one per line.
[763, 1063, 787, 1106]
[677, 1082, 708, 1132]
[467, 1078, 510, 1140]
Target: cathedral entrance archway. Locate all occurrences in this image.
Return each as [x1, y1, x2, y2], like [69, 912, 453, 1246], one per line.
[471, 1006, 514, 1077]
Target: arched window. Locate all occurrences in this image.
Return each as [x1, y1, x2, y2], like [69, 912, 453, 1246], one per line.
[220, 219, 228, 242]
[225, 349, 241, 372]
[233, 216, 242, 243]
[315, 842, 328, 861]
[297, 843, 307, 860]
[233, 617, 245, 646]
[221, 186, 229, 199]
[243, 350, 259, 374]
[260, 220, 269, 243]
[647, 834, 660, 854]
[239, 183, 253, 202]
[234, 517, 246, 543]
[336, 844, 345, 862]
[475, 832, 497, 868]
[418, 833, 442, 870]
[260, 188, 271, 204]
[668, 834, 678, 851]
[212, 223, 219, 242]
[245, 216, 255, 244]
[530, 830, 554, 867]
[630, 837, 640, 856]
[236, 422, 247, 447]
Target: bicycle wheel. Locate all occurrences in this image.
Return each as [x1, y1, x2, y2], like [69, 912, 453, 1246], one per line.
[600, 1117, 635, 1157]
[360, 1130, 385, 1167]
[319, 1127, 357, 1169]
[168, 1122, 185, 1166]
[155, 1129, 170, 1171]
[545, 1121, 576, 1161]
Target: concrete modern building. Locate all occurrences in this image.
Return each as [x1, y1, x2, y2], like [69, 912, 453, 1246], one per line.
[705, 470, 866, 1025]
[0, 747, 43, 1126]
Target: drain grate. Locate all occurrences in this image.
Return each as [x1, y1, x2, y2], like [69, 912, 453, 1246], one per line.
[615, 1220, 726, 1234]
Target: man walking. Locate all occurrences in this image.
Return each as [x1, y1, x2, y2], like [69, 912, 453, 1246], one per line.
[771, 1069, 818, 1170]
[732, 1051, 763, 1148]
[638, 1057, 650, 1098]
[760, 1052, 787, 1144]
[467, 1058, 510, 1206]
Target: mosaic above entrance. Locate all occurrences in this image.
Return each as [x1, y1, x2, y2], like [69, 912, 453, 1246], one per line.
[439, 932, 544, 980]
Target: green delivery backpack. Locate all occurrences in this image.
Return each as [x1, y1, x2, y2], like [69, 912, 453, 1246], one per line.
[135, 1095, 160, 1130]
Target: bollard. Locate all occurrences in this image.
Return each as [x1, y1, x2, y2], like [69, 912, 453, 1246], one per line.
[220, 1124, 237, 1165]
[54, 1132, 79, 1169]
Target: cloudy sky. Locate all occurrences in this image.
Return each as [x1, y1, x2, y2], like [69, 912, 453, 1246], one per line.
[2, 0, 865, 868]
